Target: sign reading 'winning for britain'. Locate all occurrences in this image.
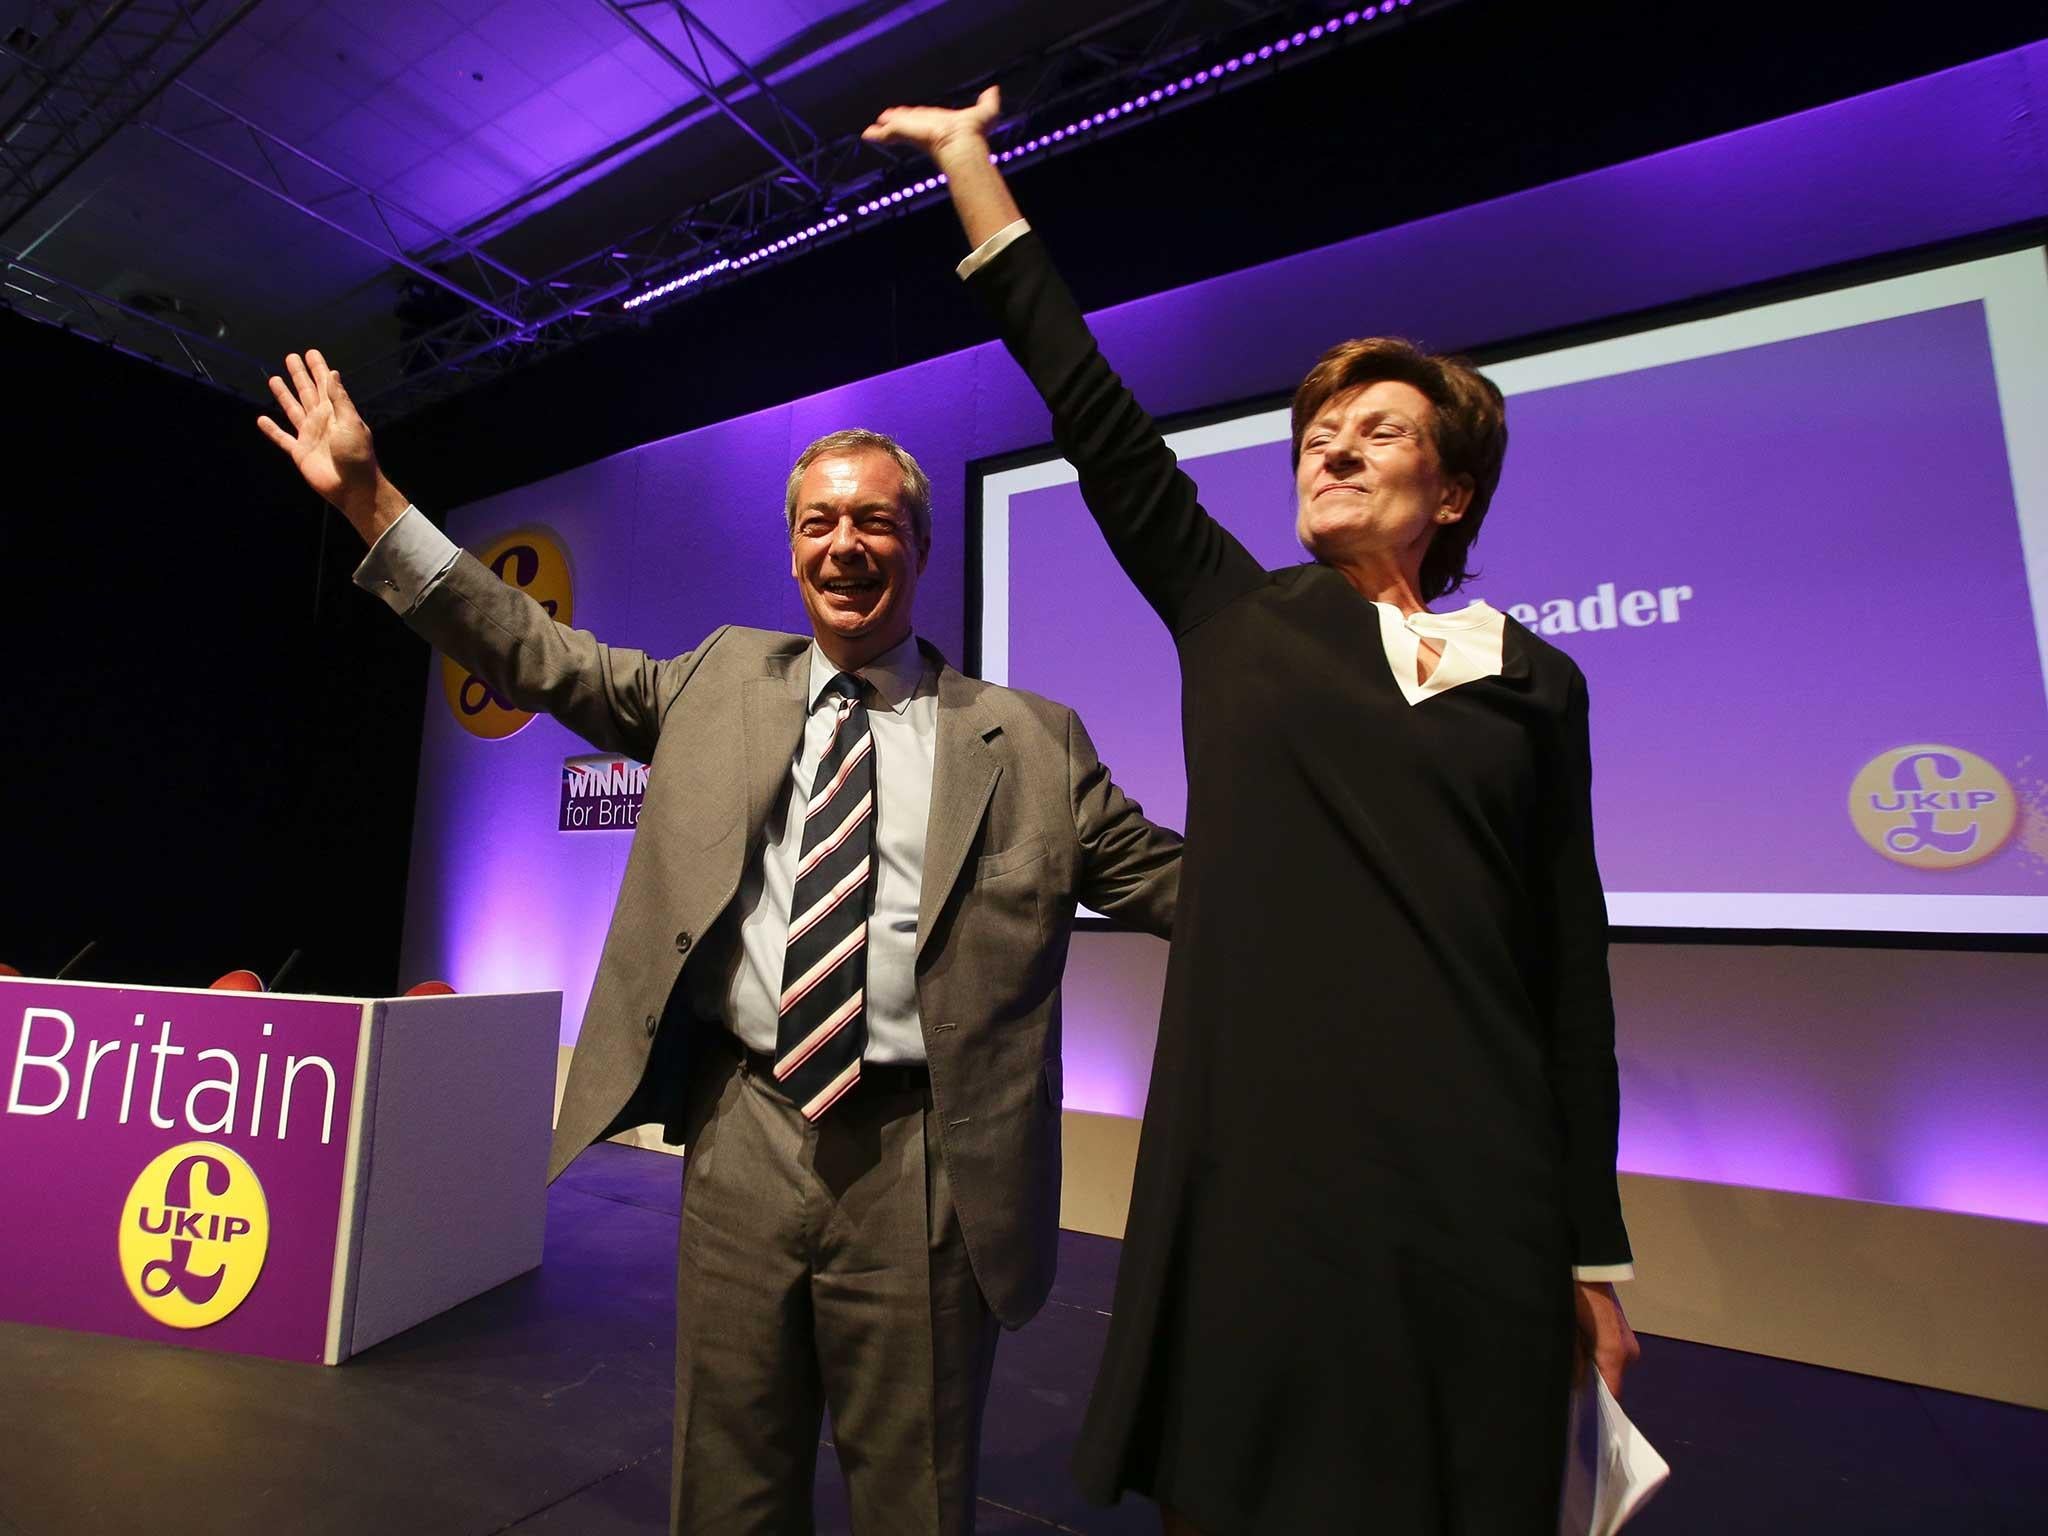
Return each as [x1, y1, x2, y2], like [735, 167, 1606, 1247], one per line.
[560, 755, 647, 831]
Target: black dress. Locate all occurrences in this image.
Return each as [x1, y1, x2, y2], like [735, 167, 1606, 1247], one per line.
[969, 232, 1633, 1534]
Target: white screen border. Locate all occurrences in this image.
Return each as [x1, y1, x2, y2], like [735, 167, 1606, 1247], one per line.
[978, 248, 2048, 934]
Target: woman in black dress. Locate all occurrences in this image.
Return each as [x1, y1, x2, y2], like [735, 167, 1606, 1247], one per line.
[869, 90, 1639, 1534]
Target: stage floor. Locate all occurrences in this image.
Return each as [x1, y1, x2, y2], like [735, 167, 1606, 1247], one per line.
[2, 1142, 2042, 1534]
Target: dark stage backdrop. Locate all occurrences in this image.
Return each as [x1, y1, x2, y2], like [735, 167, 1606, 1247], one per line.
[1, 313, 426, 997]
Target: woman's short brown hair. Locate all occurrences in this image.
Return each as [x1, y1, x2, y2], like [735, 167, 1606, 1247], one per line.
[1290, 338, 1508, 602]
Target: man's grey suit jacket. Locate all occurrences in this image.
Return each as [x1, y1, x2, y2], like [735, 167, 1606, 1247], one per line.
[406, 549, 1180, 1327]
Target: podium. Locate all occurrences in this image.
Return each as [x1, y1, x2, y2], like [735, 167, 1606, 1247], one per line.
[0, 976, 559, 1364]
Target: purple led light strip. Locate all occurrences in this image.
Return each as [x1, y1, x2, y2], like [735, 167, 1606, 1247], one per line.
[619, 211, 854, 310]
[976, 3, 1411, 181]
[730, 211, 853, 272]
[621, 3, 1415, 311]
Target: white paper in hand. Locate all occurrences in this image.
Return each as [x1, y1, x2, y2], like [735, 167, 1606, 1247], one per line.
[1557, 1370, 1670, 1536]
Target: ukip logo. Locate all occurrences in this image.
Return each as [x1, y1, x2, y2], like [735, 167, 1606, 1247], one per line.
[1848, 744, 2016, 870]
[441, 527, 575, 741]
[118, 1142, 270, 1329]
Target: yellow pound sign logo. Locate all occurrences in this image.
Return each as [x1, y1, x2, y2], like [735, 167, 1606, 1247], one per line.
[442, 527, 576, 740]
[119, 1142, 270, 1329]
[1848, 744, 2016, 871]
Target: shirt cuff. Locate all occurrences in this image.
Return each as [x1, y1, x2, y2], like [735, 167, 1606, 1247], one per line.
[955, 218, 1032, 281]
[353, 505, 459, 616]
[1572, 1263, 1636, 1283]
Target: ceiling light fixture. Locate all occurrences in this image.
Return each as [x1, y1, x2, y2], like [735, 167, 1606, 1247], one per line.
[619, 2, 1416, 316]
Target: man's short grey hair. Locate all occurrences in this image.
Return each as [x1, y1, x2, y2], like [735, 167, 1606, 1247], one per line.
[784, 429, 933, 554]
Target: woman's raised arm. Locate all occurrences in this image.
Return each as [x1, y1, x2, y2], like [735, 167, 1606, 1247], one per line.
[867, 89, 1264, 635]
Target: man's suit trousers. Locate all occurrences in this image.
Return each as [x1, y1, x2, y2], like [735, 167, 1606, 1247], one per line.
[670, 1033, 1001, 1534]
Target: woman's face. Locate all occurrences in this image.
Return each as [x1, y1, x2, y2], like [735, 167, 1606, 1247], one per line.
[1294, 380, 1469, 570]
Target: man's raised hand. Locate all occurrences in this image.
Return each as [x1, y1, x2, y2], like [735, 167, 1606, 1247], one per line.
[257, 349, 409, 544]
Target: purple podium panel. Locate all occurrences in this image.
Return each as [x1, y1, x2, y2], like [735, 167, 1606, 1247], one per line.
[1, 979, 367, 1363]
[0, 978, 560, 1364]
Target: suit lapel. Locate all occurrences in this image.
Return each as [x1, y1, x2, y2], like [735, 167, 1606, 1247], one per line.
[742, 649, 810, 841]
[918, 660, 1003, 960]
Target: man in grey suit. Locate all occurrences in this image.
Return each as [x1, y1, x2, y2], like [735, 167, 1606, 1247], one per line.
[258, 349, 1179, 1534]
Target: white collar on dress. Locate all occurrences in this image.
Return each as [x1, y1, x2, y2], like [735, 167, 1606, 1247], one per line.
[1370, 599, 1507, 706]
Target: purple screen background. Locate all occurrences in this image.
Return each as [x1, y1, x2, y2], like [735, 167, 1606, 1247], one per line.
[1003, 300, 2048, 905]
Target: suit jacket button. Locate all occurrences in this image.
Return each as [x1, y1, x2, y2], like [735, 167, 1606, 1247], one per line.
[644, 1014, 658, 1037]
[675, 930, 692, 954]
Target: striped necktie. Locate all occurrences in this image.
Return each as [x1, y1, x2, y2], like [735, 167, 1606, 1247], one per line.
[774, 672, 874, 1119]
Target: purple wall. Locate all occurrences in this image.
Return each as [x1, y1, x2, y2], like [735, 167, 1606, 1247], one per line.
[402, 46, 2048, 1218]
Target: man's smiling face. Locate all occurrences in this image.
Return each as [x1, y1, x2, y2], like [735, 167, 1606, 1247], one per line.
[789, 448, 927, 670]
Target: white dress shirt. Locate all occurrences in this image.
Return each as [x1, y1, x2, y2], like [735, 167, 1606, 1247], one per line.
[724, 636, 936, 1063]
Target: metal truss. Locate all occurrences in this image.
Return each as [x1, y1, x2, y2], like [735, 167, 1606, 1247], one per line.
[595, 0, 827, 198]
[0, 0, 263, 241]
[1, 0, 548, 396]
[145, 81, 537, 323]
[359, 0, 1465, 419]
[3, 0, 1464, 414]
[2, 245, 269, 391]
[340, 0, 860, 414]
[2, 10, 548, 397]
[2, 0, 861, 410]
[348, 130, 879, 414]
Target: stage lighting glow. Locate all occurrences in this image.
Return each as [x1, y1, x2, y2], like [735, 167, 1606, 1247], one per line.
[910, 9, 1395, 188]
[624, 5, 1409, 315]
[730, 212, 852, 271]
[621, 257, 731, 310]
[622, 208, 856, 302]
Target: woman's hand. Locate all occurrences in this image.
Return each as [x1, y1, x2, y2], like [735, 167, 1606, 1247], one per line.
[862, 84, 1001, 165]
[1574, 1279, 1641, 1398]
[863, 86, 1023, 251]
